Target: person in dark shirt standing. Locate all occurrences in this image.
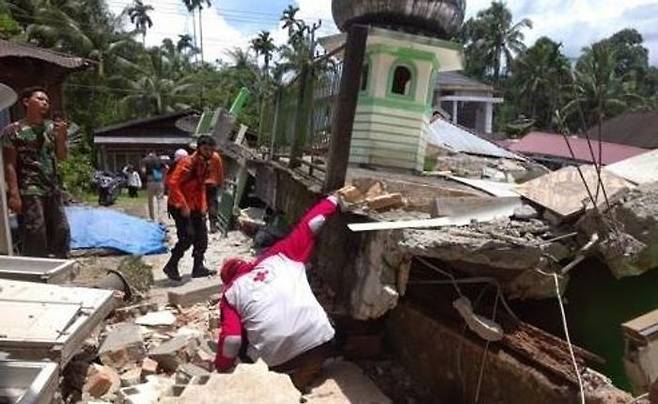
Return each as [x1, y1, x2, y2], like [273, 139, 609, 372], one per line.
[141, 150, 165, 222]
[1, 87, 70, 258]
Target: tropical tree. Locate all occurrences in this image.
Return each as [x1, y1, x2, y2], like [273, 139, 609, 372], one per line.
[182, 0, 211, 63]
[461, 1, 532, 85]
[510, 37, 572, 130]
[251, 30, 276, 73]
[111, 47, 194, 116]
[563, 43, 646, 132]
[281, 5, 301, 37]
[177, 33, 197, 55]
[126, 0, 153, 46]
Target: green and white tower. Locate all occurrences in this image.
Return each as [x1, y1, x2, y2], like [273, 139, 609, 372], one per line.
[326, 0, 466, 172]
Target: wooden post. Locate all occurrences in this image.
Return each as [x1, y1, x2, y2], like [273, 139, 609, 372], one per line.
[268, 89, 282, 161]
[289, 64, 313, 169]
[323, 24, 368, 193]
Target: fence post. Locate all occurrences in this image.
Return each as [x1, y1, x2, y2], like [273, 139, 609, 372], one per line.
[268, 89, 282, 161]
[289, 63, 313, 169]
[323, 24, 368, 193]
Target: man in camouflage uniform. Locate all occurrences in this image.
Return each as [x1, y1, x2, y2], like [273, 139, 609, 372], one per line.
[1, 87, 70, 258]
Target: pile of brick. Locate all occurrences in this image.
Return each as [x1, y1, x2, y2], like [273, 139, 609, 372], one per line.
[337, 181, 406, 212]
[73, 300, 220, 403]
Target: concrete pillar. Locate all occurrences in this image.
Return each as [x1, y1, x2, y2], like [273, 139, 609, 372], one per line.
[485, 102, 493, 134]
[452, 101, 458, 124]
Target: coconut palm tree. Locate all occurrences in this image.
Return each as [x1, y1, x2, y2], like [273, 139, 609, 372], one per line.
[182, 0, 211, 63]
[251, 30, 276, 73]
[126, 0, 153, 46]
[511, 37, 572, 130]
[564, 43, 646, 132]
[462, 1, 532, 85]
[177, 33, 197, 55]
[111, 47, 194, 115]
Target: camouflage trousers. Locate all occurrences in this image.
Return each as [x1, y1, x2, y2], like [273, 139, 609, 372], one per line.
[19, 193, 70, 258]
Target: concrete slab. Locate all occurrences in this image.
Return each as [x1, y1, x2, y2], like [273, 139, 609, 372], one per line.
[159, 360, 300, 404]
[0, 256, 77, 284]
[0, 280, 116, 365]
[167, 277, 221, 308]
[305, 360, 392, 404]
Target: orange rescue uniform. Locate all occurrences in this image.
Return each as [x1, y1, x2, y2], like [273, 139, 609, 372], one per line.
[167, 152, 208, 213]
[205, 151, 224, 187]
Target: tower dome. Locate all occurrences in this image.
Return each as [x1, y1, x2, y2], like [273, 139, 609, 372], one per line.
[332, 0, 466, 39]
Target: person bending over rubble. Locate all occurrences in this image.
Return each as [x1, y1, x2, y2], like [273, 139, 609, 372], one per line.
[215, 192, 346, 390]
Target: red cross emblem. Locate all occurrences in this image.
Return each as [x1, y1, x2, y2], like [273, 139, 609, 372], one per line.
[253, 270, 269, 282]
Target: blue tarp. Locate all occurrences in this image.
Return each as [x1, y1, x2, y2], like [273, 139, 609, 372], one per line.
[66, 207, 167, 255]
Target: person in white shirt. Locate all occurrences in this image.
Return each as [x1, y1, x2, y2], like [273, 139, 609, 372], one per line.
[215, 194, 344, 390]
[125, 165, 142, 198]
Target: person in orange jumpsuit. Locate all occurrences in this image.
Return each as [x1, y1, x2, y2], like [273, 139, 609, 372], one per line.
[163, 135, 217, 281]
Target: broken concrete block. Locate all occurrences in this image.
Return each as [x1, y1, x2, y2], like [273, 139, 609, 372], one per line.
[120, 367, 143, 387]
[366, 193, 404, 212]
[337, 185, 364, 204]
[117, 375, 174, 404]
[167, 278, 220, 307]
[135, 310, 176, 327]
[141, 357, 159, 376]
[158, 360, 300, 403]
[98, 324, 145, 370]
[364, 181, 385, 199]
[149, 336, 199, 372]
[304, 360, 392, 404]
[512, 204, 539, 220]
[176, 363, 210, 383]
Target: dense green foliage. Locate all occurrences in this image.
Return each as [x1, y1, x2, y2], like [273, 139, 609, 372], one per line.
[1, 0, 656, 151]
[460, 2, 656, 136]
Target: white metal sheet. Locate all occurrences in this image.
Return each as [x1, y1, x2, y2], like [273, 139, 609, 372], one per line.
[446, 176, 519, 197]
[348, 197, 522, 232]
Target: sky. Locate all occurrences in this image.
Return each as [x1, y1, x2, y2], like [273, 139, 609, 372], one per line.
[107, 0, 658, 65]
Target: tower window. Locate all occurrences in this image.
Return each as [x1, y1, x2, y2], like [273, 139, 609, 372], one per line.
[391, 66, 412, 96]
[360, 63, 369, 92]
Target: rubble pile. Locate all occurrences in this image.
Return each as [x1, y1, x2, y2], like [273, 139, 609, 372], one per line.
[579, 182, 658, 278]
[63, 301, 220, 404]
[401, 217, 574, 299]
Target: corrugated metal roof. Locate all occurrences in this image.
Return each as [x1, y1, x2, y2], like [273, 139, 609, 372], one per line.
[507, 132, 648, 165]
[582, 110, 658, 149]
[427, 117, 522, 160]
[94, 110, 197, 135]
[436, 71, 493, 92]
[0, 39, 92, 70]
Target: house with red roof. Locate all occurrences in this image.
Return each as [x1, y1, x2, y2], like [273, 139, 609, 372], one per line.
[503, 131, 648, 169]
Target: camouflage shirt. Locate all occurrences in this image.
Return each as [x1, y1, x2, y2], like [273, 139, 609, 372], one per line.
[1, 120, 60, 196]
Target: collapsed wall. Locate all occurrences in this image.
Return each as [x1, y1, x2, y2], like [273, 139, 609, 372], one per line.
[578, 182, 658, 278]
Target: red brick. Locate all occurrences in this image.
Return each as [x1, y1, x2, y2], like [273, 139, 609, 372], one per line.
[141, 357, 159, 376]
[85, 372, 113, 398]
[366, 193, 404, 211]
